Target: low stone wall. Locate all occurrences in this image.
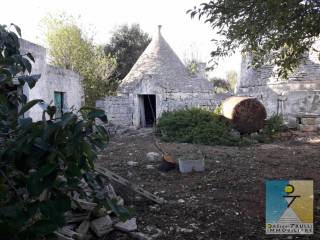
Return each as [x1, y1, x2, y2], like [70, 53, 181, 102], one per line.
[237, 82, 320, 128]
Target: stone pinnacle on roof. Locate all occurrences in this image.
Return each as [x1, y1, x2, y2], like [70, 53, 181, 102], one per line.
[158, 25, 162, 35]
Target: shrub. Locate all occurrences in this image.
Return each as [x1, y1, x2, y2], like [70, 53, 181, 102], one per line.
[0, 24, 130, 240]
[263, 114, 284, 135]
[157, 108, 243, 146]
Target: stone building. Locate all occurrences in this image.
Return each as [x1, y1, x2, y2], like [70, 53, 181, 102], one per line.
[237, 41, 320, 129]
[20, 39, 84, 121]
[96, 26, 215, 128]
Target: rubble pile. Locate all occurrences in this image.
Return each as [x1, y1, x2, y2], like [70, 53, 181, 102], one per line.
[55, 175, 162, 240]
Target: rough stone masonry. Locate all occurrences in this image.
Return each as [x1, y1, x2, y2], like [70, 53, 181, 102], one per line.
[96, 26, 222, 128]
[237, 41, 320, 130]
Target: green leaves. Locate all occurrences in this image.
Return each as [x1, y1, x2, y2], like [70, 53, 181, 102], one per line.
[188, 0, 320, 79]
[42, 14, 118, 106]
[18, 74, 41, 88]
[26, 53, 35, 62]
[157, 108, 242, 146]
[18, 99, 43, 116]
[10, 23, 21, 37]
[0, 24, 124, 240]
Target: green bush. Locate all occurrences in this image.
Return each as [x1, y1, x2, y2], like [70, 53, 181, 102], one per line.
[263, 114, 284, 135]
[157, 108, 243, 146]
[0, 24, 131, 240]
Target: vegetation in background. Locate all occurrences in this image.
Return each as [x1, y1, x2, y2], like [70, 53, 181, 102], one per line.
[157, 108, 244, 146]
[183, 46, 205, 76]
[104, 24, 151, 82]
[0, 24, 130, 240]
[185, 59, 202, 76]
[244, 114, 284, 143]
[263, 114, 284, 136]
[210, 77, 231, 93]
[42, 13, 117, 106]
[226, 70, 237, 92]
[188, 1, 320, 79]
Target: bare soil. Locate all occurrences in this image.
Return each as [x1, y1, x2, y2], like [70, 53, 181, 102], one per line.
[97, 129, 320, 240]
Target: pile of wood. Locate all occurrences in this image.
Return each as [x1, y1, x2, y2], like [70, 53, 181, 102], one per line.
[221, 96, 267, 134]
[55, 168, 164, 240]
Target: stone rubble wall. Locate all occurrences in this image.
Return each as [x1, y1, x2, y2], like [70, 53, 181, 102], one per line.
[97, 91, 230, 127]
[237, 41, 320, 129]
[238, 41, 320, 89]
[96, 95, 133, 126]
[159, 92, 217, 113]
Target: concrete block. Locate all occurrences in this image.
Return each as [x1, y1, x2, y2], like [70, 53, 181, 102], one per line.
[178, 159, 205, 173]
[90, 216, 113, 237]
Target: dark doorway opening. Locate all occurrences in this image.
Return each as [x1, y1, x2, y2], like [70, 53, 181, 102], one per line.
[140, 94, 156, 127]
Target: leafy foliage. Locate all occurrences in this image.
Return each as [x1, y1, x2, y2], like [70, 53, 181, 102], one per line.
[210, 77, 231, 93]
[185, 59, 200, 75]
[157, 108, 244, 146]
[42, 14, 117, 106]
[226, 70, 237, 93]
[263, 114, 284, 135]
[188, 0, 320, 78]
[0, 24, 130, 240]
[0, 24, 41, 134]
[104, 24, 151, 82]
[183, 47, 204, 76]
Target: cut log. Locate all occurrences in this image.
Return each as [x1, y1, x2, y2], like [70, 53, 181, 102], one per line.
[221, 96, 267, 134]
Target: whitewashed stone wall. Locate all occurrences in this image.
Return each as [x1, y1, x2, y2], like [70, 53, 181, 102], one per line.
[97, 77, 227, 128]
[20, 39, 84, 121]
[96, 94, 133, 126]
[237, 42, 320, 127]
[96, 27, 229, 128]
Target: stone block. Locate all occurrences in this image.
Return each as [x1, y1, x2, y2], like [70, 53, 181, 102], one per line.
[298, 124, 318, 132]
[76, 220, 90, 235]
[146, 152, 161, 162]
[301, 117, 317, 125]
[90, 216, 113, 237]
[114, 218, 137, 232]
[178, 159, 205, 173]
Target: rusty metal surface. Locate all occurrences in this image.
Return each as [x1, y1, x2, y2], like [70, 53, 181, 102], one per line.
[221, 96, 267, 133]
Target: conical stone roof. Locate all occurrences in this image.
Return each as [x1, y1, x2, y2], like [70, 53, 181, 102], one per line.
[119, 26, 213, 93]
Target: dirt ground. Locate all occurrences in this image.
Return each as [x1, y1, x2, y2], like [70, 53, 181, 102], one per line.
[97, 129, 320, 240]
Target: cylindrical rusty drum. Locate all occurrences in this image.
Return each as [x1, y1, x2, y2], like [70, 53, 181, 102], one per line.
[221, 96, 267, 134]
